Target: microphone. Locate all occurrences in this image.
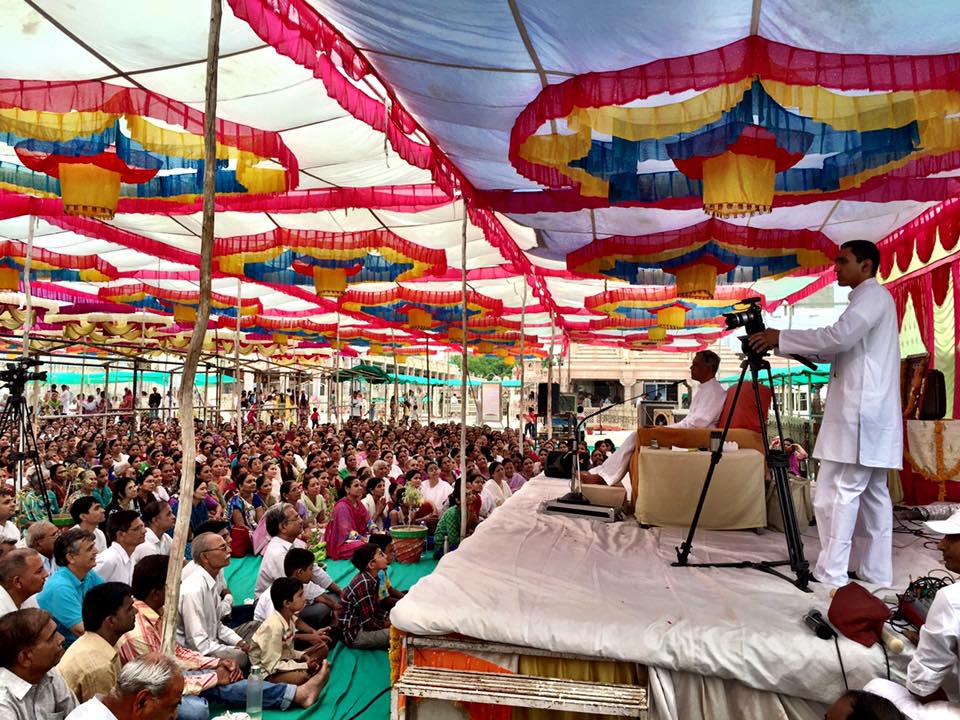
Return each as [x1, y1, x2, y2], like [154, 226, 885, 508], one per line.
[803, 609, 836, 640]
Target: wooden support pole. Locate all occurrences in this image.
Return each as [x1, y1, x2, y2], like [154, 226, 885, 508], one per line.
[547, 315, 555, 440]
[161, 0, 221, 657]
[519, 277, 527, 437]
[426, 336, 431, 425]
[235, 277, 243, 443]
[459, 205, 469, 540]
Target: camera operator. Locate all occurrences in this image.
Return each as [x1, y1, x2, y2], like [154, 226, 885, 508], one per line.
[747, 240, 901, 588]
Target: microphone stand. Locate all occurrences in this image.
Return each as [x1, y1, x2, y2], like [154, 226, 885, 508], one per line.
[555, 385, 681, 505]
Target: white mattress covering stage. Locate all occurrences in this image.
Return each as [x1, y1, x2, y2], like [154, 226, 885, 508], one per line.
[392, 476, 947, 710]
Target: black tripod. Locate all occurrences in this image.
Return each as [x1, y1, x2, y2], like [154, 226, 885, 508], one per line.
[0, 360, 54, 522]
[673, 349, 814, 591]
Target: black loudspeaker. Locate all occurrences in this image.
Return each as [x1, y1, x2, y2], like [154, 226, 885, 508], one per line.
[544, 450, 590, 479]
[537, 383, 561, 416]
[641, 402, 675, 426]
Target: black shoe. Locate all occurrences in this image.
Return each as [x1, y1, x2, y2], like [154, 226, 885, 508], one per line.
[847, 571, 860, 580]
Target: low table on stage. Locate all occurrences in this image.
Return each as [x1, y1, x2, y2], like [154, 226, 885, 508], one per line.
[632, 446, 767, 529]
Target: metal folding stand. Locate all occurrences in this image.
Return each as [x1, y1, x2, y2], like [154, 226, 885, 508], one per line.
[673, 350, 814, 592]
[0, 360, 54, 522]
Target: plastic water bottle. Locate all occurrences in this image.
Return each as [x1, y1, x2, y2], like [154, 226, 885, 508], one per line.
[246, 665, 263, 720]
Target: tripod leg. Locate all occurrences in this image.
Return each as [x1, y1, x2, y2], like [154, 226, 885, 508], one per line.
[19, 397, 54, 522]
[675, 361, 748, 566]
[757, 365, 811, 589]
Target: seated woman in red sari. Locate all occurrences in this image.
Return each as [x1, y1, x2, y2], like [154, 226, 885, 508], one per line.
[324, 475, 372, 560]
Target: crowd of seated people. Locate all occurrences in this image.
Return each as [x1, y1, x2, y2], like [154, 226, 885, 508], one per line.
[5, 385, 935, 719]
[0, 393, 566, 718]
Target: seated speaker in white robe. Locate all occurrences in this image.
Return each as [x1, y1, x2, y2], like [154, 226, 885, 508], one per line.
[580, 351, 726, 496]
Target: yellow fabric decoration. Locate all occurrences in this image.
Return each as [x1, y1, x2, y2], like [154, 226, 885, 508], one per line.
[657, 306, 686, 329]
[407, 308, 433, 329]
[701, 151, 774, 218]
[0, 108, 117, 142]
[314, 267, 348, 298]
[568, 79, 754, 141]
[272, 333, 289, 347]
[173, 305, 196, 324]
[504, 356, 516, 366]
[0, 268, 19, 291]
[648, 326, 667, 342]
[675, 264, 718, 299]
[59, 163, 121, 219]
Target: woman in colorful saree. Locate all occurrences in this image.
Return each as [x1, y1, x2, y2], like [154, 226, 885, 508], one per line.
[323, 475, 371, 560]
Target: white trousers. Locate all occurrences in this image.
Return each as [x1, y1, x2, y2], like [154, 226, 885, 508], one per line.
[814, 460, 893, 587]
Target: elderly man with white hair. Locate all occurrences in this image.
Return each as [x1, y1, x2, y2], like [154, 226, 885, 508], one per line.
[24, 521, 58, 574]
[177, 533, 250, 671]
[65, 653, 185, 720]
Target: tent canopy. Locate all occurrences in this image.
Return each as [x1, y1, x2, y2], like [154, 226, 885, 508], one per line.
[1, 3, 957, 360]
[719, 364, 831, 388]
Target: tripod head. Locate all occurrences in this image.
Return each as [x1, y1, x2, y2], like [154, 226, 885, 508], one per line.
[0, 358, 47, 397]
[723, 297, 817, 371]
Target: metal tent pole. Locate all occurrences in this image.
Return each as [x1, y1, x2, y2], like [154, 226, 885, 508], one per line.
[426, 335, 431, 425]
[235, 277, 243, 443]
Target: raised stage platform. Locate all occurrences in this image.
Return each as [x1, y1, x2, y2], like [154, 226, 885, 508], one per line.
[391, 476, 945, 719]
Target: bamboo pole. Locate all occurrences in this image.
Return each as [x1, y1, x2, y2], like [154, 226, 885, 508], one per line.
[425, 336, 431, 425]
[519, 277, 527, 437]
[102, 363, 110, 435]
[235, 277, 243, 443]
[20, 215, 36, 360]
[459, 206, 469, 540]
[17, 215, 36, 498]
[391, 330, 400, 423]
[334, 312, 341, 428]
[161, 0, 222, 656]
[546, 315, 555, 440]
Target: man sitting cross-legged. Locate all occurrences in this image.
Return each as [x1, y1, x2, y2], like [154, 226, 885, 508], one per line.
[177, 532, 251, 671]
[69, 496, 107, 554]
[120, 555, 327, 720]
[57, 581, 136, 702]
[254, 547, 332, 648]
[36, 527, 104, 647]
[255, 503, 340, 629]
[94, 510, 145, 585]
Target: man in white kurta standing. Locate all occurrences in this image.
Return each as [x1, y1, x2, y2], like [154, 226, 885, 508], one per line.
[748, 240, 902, 587]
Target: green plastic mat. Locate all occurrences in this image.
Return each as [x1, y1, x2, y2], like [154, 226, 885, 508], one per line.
[222, 553, 437, 720]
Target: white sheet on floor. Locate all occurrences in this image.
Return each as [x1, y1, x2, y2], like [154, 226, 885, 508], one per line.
[392, 476, 942, 705]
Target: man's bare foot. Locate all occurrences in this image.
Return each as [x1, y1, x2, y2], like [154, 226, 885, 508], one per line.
[293, 660, 331, 707]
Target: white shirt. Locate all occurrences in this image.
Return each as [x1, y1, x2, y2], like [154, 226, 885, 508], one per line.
[0, 666, 78, 720]
[477, 490, 496, 519]
[907, 582, 960, 701]
[130, 528, 172, 564]
[362, 494, 386, 532]
[93, 543, 134, 584]
[0, 519, 18, 543]
[865, 678, 960, 720]
[668, 378, 726, 429]
[253, 578, 324, 623]
[481, 479, 512, 510]
[420, 479, 454, 515]
[778, 278, 902, 468]
[0, 584, 39, 618]
[182, 561, 232, 617]
[66, 696, 117, 720]
[73, 526, 107, 555]
[254, 536, 334, 600]
[176, 567, 242, 655]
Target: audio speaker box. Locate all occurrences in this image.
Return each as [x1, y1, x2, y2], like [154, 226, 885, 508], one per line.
[537, 382, 561, 416]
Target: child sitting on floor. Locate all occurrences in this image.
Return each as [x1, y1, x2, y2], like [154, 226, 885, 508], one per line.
[369, 533, 405, 610]
[251, 577, 329, 685]
[253, 547, 334, 647]
[337, 543, 391, 649]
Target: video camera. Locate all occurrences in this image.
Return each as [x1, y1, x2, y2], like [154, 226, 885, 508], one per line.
[723, 297, 765, 335]
[0, 357, 47, 390]
[724, 297, 817, 370]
